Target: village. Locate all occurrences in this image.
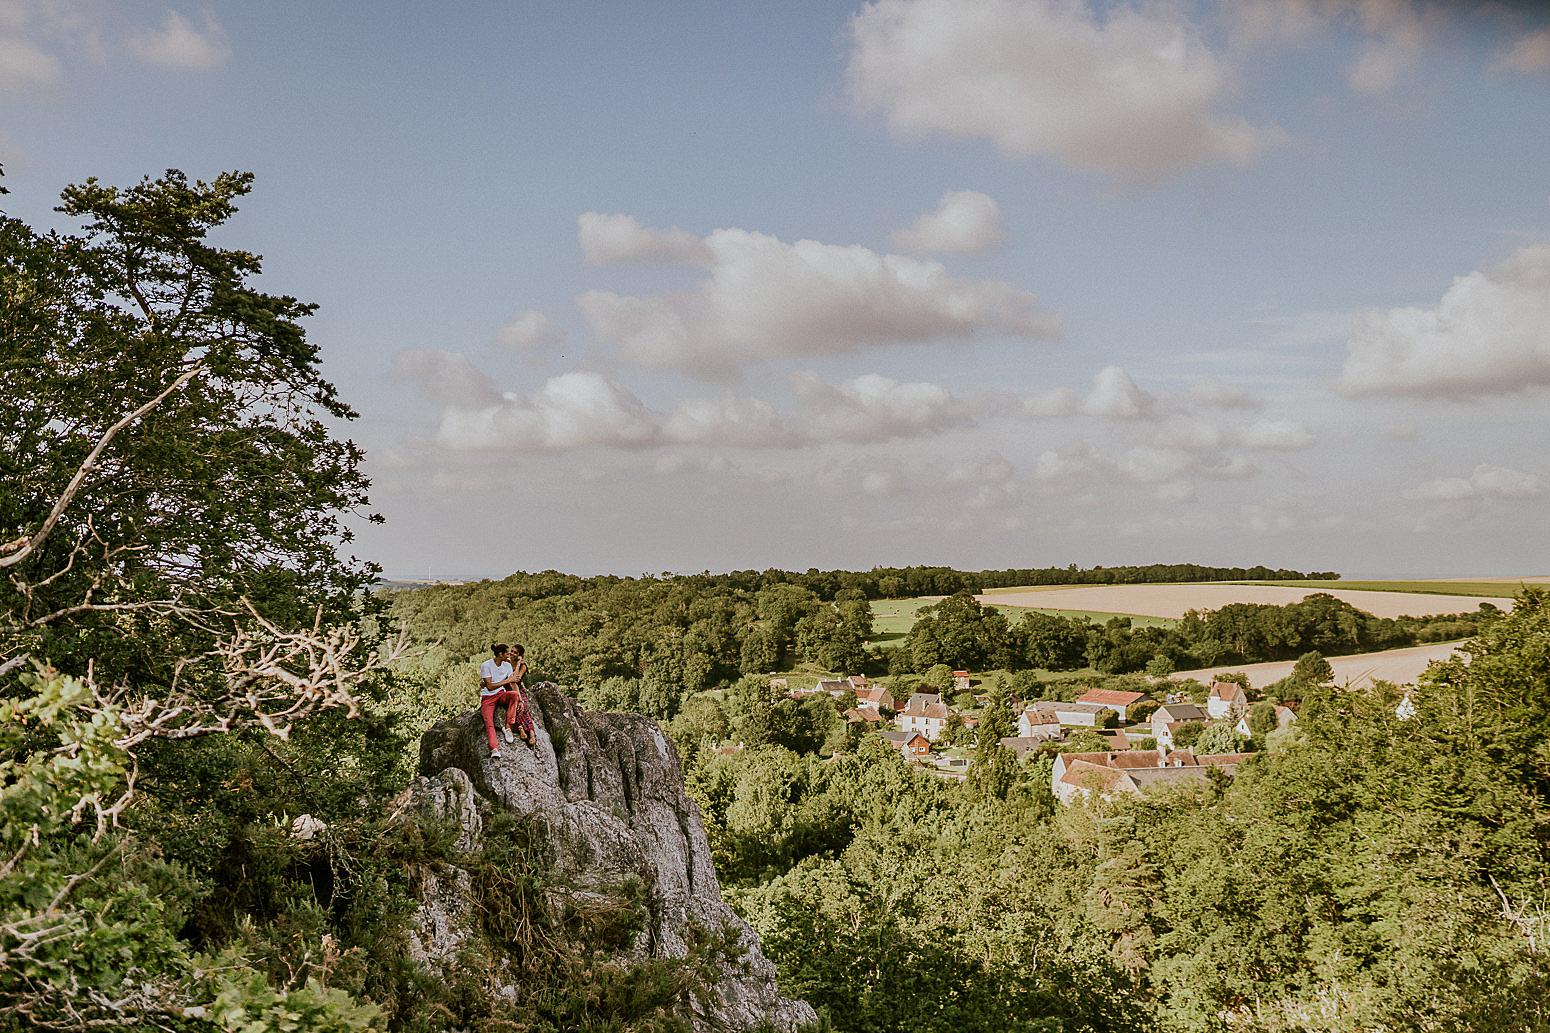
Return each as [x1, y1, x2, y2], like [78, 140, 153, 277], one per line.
[775, 670, 1323, 804]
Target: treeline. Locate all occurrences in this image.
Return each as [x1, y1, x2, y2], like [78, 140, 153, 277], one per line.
[676, 592, 1550, 1032]
[393, 561, 1333, 607]
[388, 573, 1493, 722]
[904, 591, 1500, 675]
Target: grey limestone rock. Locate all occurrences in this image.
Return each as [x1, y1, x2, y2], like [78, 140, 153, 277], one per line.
[399, 682, 815, 1032]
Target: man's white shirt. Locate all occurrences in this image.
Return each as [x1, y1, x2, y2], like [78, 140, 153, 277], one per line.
[479, 659, 513, 696]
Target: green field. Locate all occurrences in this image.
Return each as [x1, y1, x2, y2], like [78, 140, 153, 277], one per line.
[1244, 579, 1527, 598]
[869, 596, 1176, 646]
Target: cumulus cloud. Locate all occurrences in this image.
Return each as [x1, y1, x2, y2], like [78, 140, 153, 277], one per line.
[127, 10, 229, 70]
[1499, 29, 1550, 74]
[0, 35, 60, 89]
[408, 356, 967, 453]
[578, 212, 711, 265]
[1339, 244, 1550, 397]
[579, 222, 1060, 376]
[846, 0, 1279, 178]
[1081, 365, 1156, 419]
[391, 349, 502, 407]
[436, 371, 661, 452]
[1238, 418, 1314, 450]
[1346, 1, 1427, 95]
[892, 190, 1005, 254]
[1403, 464, 1544, 501]
[496, 310, 566, 350]
[1188, 377, 1262, 410]
[1022, 386, 1078, 418]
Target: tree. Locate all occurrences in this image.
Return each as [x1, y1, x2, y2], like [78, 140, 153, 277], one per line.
[1060, 730, 1111, 753]
[1194, 723, 1245, 754]
[1, 171, 392, 1029]
[1171, 721, 1206, 749]
[1247, 700, 1278, 739]
[1145, 655, 1176, 679]
[1292, 650, 1335, 685]
[922, 664, 955, 692]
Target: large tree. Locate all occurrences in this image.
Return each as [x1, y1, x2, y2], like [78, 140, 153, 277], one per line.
[0, 171, 393, 1030]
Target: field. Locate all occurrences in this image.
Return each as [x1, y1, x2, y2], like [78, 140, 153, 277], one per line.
[869, 596, 1176, 646]
[1172, 640, 1463, 690]
[1244, 579, 1539, 598]
[973, 583, 1514, 619]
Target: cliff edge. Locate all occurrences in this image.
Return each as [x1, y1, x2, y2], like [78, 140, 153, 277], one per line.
[396, 682, 815, 1032]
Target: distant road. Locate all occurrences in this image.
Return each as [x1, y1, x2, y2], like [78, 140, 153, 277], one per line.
[978, 583, 1513, 619]
[1171, 641, 1464, 690]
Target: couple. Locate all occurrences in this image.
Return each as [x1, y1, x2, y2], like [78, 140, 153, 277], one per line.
[478, 642, 535, 759]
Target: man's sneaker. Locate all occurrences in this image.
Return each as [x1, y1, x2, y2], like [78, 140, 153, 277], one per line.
[502, 726, 514, 745]
[489, 749, 501, 760]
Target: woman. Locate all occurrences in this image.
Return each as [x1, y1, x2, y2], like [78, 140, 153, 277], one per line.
[497, 644, 536, 747]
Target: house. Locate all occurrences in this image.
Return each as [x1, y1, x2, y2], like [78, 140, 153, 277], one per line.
[855, 685, 896, 712]
[1028, 699, 1110, 727]
[1076, 688, 1148, 722]
[880, 729, 931, 758]
[905, 691, 942, 711]
[1091, 729, 1131, 751]
[1151, 703, 1207, 747]
[1207, 680, 1249, 720]
[815, 679, 851, 697]
[844, 707, 882, 725]
[1017, 706, 1061, 737]
[1051, 747, 1250, 805]
[952, 670, 971, 691]
[1275, 704, 1298, 728]
[899, 697, 951, 741]
[846, 674, 869, 691]
[998, 732, 1062, 759]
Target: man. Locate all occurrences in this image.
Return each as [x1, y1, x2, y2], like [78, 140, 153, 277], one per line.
[503, 644, 537, 747]
[479, 643, 521, 758]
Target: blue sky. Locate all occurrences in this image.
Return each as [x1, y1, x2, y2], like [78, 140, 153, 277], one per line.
[4, 0, 1549, 579]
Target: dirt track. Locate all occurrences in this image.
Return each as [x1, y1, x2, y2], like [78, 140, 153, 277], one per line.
[1171, 641, 1463, 690]
[978, 583, 1513, 619]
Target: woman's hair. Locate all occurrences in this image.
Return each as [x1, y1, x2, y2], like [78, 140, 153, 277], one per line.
[491, 643, 509, 656]
[512, 644, 525, 657]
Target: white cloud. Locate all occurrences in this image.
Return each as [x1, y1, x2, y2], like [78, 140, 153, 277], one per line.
[577, 211, 712, 265]
[1339, 244, 1550, 397]
[391, 349, 502, 407]
[496, 310, 566, 350]
[1239, 418, 1314, 450]
[1403, 464, 1544, 502]
[0, 34, 58, 89]
[1022, 386, 1078, 417]
[846, 0, 1279, 178]
[411, 359, 966, 453]
[1081, 365, 1156, 419]
[1346, 1, 1427, 95]
[128, 10, 229, 70]
[579, 222, 1059, 376]
[1188, 377, 1262, 410]
[1500, 29, 1550, 74]
[436, 371, 661, 452]
[892, 190, 1005, 254]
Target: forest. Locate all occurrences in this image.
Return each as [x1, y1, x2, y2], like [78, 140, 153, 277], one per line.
[4, 170, 1546, 1033]
[386, 572, 1495, 723]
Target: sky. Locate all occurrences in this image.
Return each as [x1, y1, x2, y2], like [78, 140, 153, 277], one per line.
[4, 0, 1549, 580]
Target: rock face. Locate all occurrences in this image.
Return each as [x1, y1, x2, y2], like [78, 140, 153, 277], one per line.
[397, 683, 815, 1032]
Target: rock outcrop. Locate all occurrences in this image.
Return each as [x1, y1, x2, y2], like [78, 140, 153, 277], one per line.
[396, 682, 815, 1032]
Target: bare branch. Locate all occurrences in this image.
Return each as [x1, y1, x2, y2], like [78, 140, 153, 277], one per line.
[0, 362, 204, 571]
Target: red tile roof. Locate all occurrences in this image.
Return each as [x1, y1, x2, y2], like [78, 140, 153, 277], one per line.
[1077, 688, 1148, 707]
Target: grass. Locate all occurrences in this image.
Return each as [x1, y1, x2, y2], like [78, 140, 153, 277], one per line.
[869, 596, 1176, 646]
[1242, 579, 1522, 598]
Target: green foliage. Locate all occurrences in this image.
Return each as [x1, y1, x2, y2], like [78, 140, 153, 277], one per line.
[1144, 655, 1175, 679]
[1192, 723, 1246, 754]
[1247, 699, 1278, 739]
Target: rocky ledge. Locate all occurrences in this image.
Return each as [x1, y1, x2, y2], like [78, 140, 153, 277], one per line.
[394, 682, 815, 1032]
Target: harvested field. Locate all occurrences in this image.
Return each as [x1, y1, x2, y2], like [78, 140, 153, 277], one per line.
[1171, 640, 1463, 690]
[1245, 579, 1534, 598]
[976, 583, 1513, 619]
